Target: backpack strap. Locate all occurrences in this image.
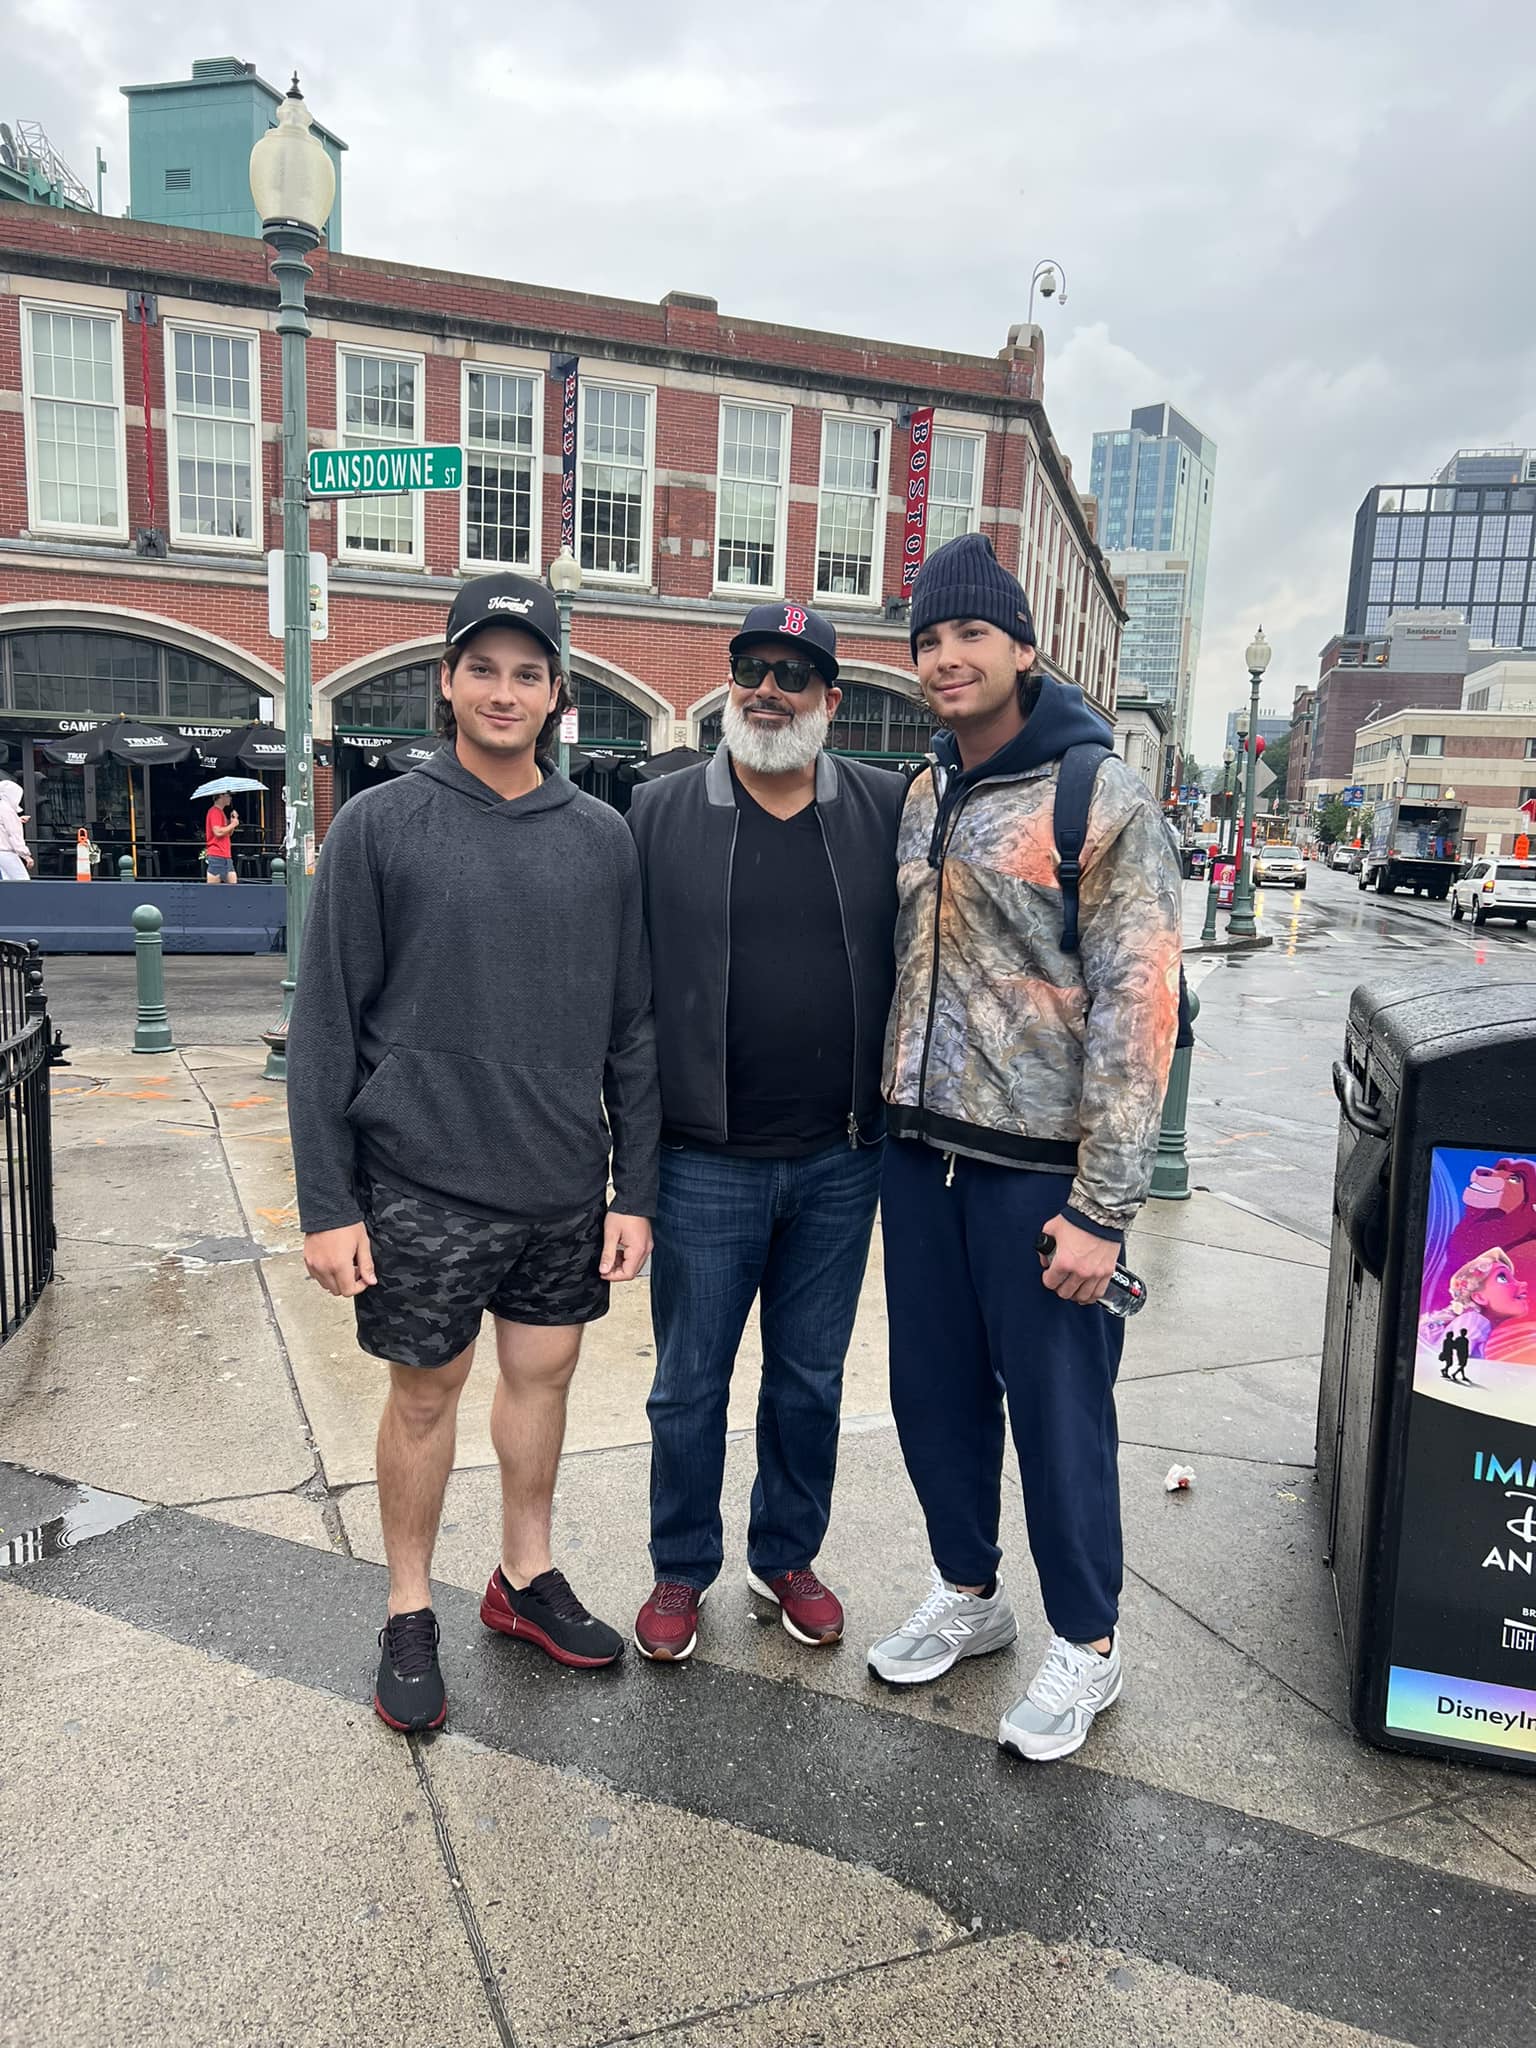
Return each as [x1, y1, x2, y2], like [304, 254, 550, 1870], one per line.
[1053, 743, 1112, 955]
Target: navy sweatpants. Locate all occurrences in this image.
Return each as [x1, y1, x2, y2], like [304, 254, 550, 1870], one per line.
[880, 1137, 1124, 1643]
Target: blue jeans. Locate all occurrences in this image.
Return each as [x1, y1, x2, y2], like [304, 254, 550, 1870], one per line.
[647, 1139, 883, 1589]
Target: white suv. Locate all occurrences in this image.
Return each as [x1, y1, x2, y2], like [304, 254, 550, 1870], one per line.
[1450, 857, 1536, 929]
[1253, 844, 1306, 889]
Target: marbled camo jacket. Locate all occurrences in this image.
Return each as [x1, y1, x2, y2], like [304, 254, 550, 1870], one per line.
[883, 743, 1183, 1234]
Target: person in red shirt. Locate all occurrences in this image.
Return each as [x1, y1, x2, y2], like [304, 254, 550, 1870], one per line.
[205, 792, 238, 884]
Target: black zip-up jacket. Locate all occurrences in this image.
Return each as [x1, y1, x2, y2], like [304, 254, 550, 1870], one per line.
[627, 747, 904, 1149]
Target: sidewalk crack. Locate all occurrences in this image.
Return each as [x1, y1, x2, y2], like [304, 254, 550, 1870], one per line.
[409, 1736, 520, 2048]
[185, 1061, 332, 1500]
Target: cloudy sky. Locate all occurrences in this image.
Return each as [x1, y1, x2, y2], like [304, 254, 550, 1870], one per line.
[10, 0, 1536, 761]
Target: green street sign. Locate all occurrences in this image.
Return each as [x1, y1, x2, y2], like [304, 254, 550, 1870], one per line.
[306, 444, 464, 497]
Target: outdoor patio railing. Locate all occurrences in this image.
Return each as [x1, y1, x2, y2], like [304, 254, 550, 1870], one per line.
[0, 939, 64, 1342]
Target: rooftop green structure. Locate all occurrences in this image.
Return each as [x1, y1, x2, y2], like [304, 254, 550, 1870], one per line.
[122, 56, 346, 247]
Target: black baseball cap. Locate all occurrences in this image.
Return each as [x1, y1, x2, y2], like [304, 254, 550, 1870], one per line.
[728, 601, 839, 683]
[446, 572, 562, 666]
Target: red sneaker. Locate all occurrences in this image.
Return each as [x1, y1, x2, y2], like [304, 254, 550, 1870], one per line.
[747, 1568, 844, 1646]
[634, 1580, 705, 1662]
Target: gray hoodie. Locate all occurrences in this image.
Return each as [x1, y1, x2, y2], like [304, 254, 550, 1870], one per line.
[287, 746, 659, 1233]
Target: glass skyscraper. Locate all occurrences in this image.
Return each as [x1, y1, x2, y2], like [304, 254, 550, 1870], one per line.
[1090, 403, 1216, 753]
[1345, 480, 1536, 648]
[1103, 552, 1190, 718]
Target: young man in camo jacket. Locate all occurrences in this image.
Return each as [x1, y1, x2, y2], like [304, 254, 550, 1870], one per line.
[867, 533, 1181, 1764]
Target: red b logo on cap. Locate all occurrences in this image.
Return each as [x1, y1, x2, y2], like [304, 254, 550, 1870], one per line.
[781, 606, 808, 636]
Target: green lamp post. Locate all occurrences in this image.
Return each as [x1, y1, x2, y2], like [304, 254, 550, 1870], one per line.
[248, 78, 335, 1082]
[1226, 628, 1273, 938]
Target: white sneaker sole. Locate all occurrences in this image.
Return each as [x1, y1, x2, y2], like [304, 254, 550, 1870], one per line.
[634, 1585, 707, 1663]
[746, 1570, 843, 1647]
[866, 1616, 1018, 1686]
[998, 1669, 1123, 1762]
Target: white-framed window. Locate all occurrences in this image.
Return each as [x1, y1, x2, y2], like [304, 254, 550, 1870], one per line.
[577, 379, 653, 582]
[165, 320, 261, 549]
[715, 399, 789, 593]
[462, 365, 540, 569]
[337, 345, 424, 563]
[20, 299, 128, 539]
[1410, 734, 1445, 756]
[815, 415, 888, 602]
[1405, 782, 1442, 799]
[926, 428, 983, 551]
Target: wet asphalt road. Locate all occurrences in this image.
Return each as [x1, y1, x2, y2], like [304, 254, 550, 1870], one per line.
[1184, 861, 1536, 1244]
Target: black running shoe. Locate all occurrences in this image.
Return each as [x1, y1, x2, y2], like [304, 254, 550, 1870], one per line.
[480, 1566, 624, 1667]
[374, 1607, 447, 1731]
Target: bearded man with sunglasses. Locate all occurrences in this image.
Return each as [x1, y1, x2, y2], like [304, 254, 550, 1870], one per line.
[626, 602, 904, 1660]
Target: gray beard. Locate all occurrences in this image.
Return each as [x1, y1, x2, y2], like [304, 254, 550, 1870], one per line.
[721, 697, 831, 775]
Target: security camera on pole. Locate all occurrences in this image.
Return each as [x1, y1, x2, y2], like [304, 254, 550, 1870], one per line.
[1226, 628, 1273, 938]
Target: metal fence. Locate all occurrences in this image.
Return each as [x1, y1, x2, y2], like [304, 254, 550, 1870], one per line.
[0, 939, 62, 1341]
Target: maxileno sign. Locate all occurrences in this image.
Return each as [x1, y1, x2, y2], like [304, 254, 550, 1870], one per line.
[307, 444, 464, 497]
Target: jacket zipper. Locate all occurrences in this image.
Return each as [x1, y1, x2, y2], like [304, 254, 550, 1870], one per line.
[914, 785, 978, 1125]
[816, 810, 862, 1148]
[719, 809, 739, 1143]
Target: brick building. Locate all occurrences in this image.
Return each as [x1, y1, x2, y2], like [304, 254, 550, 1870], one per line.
[1351, 707, 1536, 859]
[1299, 618, 1469, 803]
[0, 199, 1122, 876]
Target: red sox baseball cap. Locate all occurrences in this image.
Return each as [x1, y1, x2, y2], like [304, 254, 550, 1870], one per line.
[446, 572, 563, 666]
[728, 600, 839, 683]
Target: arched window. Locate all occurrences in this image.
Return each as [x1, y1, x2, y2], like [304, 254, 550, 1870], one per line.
[0, 629, 263, 722]
[699, 681, 935, 761]
[571, 676, 649, 749]
[335, 662, 437, 734]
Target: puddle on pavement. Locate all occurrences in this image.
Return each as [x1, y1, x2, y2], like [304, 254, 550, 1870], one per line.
[1, 1480, 147, 1568]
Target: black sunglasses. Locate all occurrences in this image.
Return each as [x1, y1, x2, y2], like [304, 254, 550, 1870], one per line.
[730, 655, 818, 693]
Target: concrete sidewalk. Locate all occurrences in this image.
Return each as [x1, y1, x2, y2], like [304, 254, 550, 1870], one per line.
[2, 1044, 1533, 2048]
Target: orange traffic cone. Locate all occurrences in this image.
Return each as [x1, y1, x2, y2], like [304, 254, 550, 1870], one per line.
[75, 828, 92, 882]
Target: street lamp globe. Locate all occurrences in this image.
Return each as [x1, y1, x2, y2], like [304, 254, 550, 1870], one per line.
[1444, 786, 1457, 801]
[1235, 709, 1250, 739]
[1224, 745, 1235, 767]
[248, 78, 335, 232]
[548, 546, 583, 597]
[1245, 626, 1272, 677]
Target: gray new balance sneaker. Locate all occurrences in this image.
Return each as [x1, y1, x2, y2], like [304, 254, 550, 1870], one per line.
[998, 1631, 1122, 1762]
[866, 1568, 1018, 1685]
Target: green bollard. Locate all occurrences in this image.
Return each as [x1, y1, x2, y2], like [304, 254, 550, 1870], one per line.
[270, 855, 287, 885]
[1149, 986, 1200, 1201]
[131, 904, 177, 1055]
[118, 854, 135, 881]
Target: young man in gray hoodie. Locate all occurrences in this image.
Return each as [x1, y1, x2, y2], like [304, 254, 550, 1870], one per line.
[289, 571, 659, 1733]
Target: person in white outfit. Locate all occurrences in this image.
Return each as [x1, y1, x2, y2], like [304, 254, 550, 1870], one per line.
[0, 781, 33, 881]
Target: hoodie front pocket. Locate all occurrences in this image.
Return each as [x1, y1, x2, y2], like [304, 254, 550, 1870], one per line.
[345, 1044, 609, 1214]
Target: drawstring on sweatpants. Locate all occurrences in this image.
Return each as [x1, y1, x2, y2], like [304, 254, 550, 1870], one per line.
[944, 1152, 957, 1188]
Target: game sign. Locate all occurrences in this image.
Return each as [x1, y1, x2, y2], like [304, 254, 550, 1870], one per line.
[1384, 1146, 1536, 1760]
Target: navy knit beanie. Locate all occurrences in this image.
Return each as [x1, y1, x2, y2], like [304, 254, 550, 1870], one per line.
[909, 532, 1036, 657]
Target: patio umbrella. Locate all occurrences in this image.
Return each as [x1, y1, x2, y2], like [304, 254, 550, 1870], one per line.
[205, 723, 287, 770]
[383, 738, 442, 773]
[631, 746, 707, 782]
[41, 721, 195, 872]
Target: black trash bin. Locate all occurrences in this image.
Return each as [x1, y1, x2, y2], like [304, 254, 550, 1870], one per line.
[1319, 970, 1536, 1773]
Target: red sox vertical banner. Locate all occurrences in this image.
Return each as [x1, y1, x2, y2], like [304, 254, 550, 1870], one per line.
[553, 355, 579, 555]
[902, 408, 934, 592]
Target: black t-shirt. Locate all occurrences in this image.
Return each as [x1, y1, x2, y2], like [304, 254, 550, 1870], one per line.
[715, 768, 855, 1157]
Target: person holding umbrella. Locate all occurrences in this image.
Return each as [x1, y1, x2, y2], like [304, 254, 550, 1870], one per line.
[193, 774, 266, 884]
[205, 790, 239, 883]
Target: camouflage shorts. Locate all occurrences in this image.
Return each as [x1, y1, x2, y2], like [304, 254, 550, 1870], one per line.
[355, 1179, 608, 1370]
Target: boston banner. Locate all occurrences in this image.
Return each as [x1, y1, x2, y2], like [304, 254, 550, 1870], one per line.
[553, 354, 580, 555]
[901, 407, 934, 592]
